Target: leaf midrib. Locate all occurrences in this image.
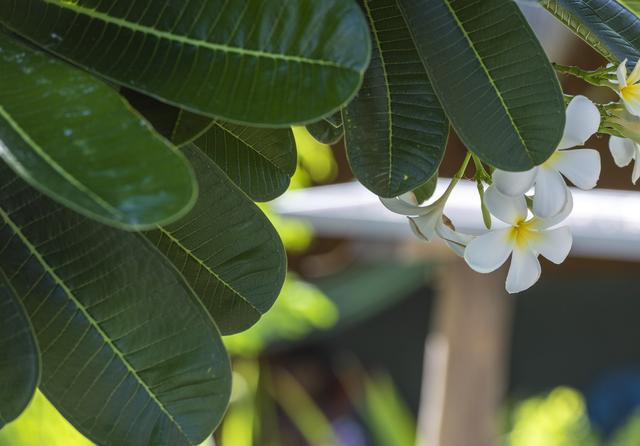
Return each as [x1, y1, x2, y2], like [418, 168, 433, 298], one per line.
[45, 0, 360, 72]
[0, 106, 125, 220]
[215, 122, 293, 175]
[363, 0, 395, 191]
[441, 0, 534, 162]
[156, 226, 262, 315]
[0, 206, 190, 443]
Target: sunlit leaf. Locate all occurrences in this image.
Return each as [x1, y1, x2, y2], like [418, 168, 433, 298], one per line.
[0, 0, 371, 126]
[0, 33, 196, 230]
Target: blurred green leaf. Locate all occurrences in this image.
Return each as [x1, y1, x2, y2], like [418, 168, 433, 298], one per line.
[0, 33, 196, 230]
[412, 174, 438, 204]
[344, 0, 448, 197]
[0, 273, 39, 428]
[175, 112, 297, 201]
[0, 0, 371, 126]
[0, 391, 92, 446]
[221, 361, 260, 446]
[542, 0, 640, 63]
[291, 128, 338, 189]
[145, 146, 286, 335]
[224, 276, 338, 357]
[0, 164, 230, 446]
[399, 0, 565, 171]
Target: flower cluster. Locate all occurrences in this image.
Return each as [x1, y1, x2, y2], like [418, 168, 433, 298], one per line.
[382, 95, 605, 294]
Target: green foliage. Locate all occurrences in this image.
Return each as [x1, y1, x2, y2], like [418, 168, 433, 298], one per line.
[0, 0, 371, 126]
[0, 34, 196, 230]
[399, 0, 565, 171]
[344, 0, 448, 197]
[541, 0, 640, 63]
[0, 275, 38, 429]
[412, 174, 438, 204]
[0, 0, 636, 443]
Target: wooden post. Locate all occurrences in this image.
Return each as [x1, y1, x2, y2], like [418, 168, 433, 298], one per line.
[416, 259, 511, 446]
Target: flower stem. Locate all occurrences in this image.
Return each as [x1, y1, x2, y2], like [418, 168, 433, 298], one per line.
[552, 62, 613, 87]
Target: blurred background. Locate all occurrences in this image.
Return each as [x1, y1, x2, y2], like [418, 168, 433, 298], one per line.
[3, 3, 640, 446]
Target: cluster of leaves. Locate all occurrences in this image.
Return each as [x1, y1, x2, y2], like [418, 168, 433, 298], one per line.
[1, 0, 640, 445]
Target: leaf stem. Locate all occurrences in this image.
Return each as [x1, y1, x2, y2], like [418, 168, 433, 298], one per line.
[552, 62, 613, 87]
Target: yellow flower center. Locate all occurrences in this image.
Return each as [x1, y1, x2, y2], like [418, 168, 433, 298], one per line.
[509, 219, 539, 248]
[621, 83, 640, 102]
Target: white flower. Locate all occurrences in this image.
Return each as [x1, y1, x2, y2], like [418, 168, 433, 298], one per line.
[609, 136, 640, 184]
[492, 95, 601, 218]
[380, 190, 471, 255]
[616, 58, 640, 117]
[463, 186, 573, 294]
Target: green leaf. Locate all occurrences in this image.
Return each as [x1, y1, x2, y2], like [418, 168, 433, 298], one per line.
[1, 0, 371, 126]
[412, 174, 438, 204]
[0, 33, 196, 230]
[0, 272, 39, 429]
[398, 0, 565, 171]
[0, 165, 231, 446]
[306, 114, 344, 145]
[145, 146, 286, 335]
[176, 112, 297, 201]
[541, 0, 640, 63]
[343, 0, 449, 198]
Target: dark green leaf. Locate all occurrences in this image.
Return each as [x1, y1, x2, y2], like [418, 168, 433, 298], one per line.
[177, 112, 297, 201]
[344, 0, 449, 198]
[1, 0, 371, 126]
[146, 146, 286, 335]
[399, 0, 565, 171]
[0, 33, 196, 230]
[541, 0, 640, 63]
[0, 272, 39, 428]
[0, 165, 231, 446]
[412, 174, 438, 204]
[306, 115, 344, 145]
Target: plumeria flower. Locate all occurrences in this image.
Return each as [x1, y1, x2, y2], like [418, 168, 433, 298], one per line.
[609, 136, 640, 184]
[615, 58, 640, 117]
[492, 95, 601, 218]
[464, 185, 573, 294]
[380, 189, 471, 255]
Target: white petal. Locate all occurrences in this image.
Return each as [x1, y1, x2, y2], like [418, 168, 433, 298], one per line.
[463, 228, 514, 274]
[380, 197, 430, 216]
[527, 226, 572, 264]
[505, 247, 541, 294]
[409, 211, 442, 241]
[485, 185, 528, 225]
[633, 158, 640, 184]
[609, 136, 635, 167]
[436, 220, 473, 257]
[617, 59, 628, 88]
[623, 96, 640, 118]
[492, 168, 537, 196]
[629, 58, 640, 84]
[409, 218, 428, 241]
[532, 167, 568, 219]
[554, 149, 601, 190]
[557, 95, 601, 150]
[533, 187, 573, 229]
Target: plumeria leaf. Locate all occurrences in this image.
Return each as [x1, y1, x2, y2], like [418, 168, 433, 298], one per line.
[306, 114, 344, 145]
[398, 0, 565, 171]
[0, 272, 39, 428]
[412, 174, 438, 204]
[175, 112, 297, 201]
[0, 164, 231, 446]
[0, 33, 196, 230]
[541, 0, 640, 63]
[0, 0, 371, 126]
[343, 0, 449, 198]
[145, 145, 287, 335]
